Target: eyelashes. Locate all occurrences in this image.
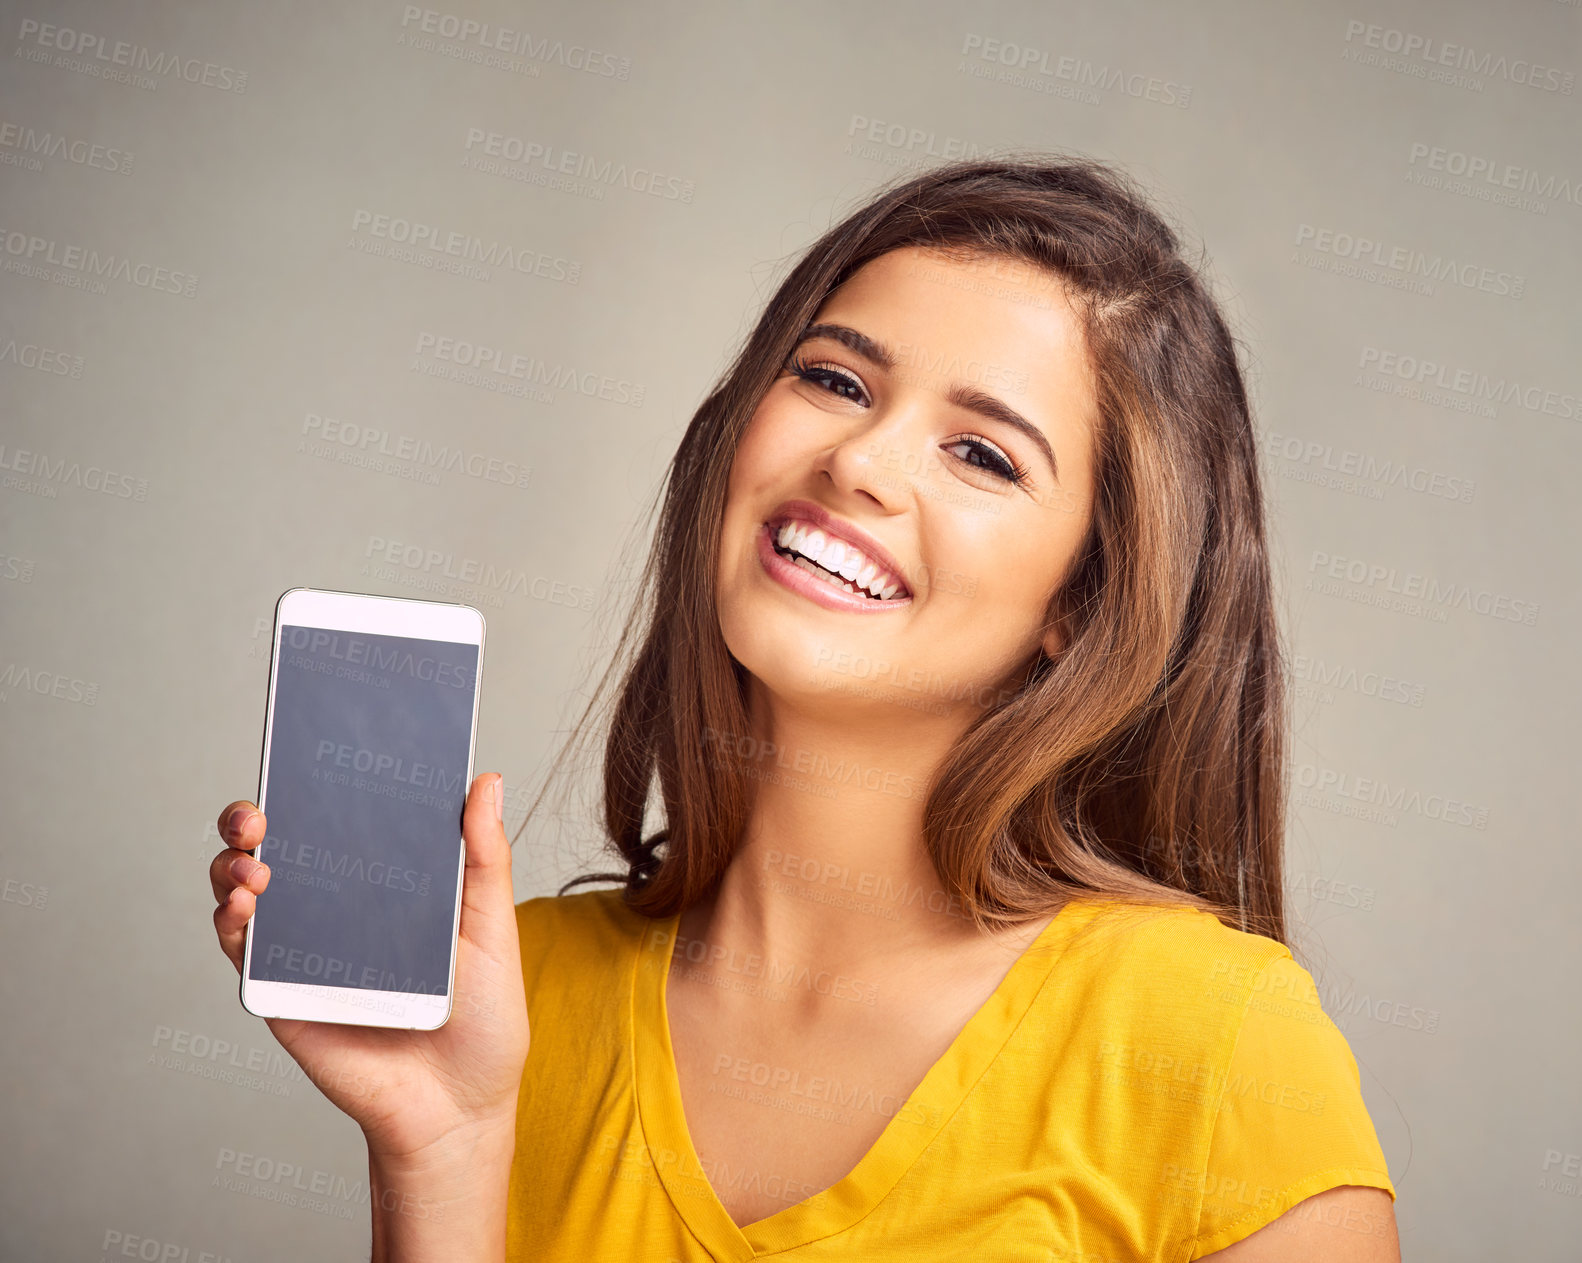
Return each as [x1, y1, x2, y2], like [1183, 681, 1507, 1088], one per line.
[783, 352, 1033, 489]
[945, 435, 1033, 489]
[785, 352, 868, 404]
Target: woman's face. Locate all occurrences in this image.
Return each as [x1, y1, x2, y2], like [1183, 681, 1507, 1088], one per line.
[715, 244, 1099, 721]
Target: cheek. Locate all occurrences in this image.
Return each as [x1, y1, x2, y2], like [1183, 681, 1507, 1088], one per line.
[719, 405, 785, 573]
[938, 511, 1074, 622]
[734, 395, 799, 473]
[726, 396, 810, 511]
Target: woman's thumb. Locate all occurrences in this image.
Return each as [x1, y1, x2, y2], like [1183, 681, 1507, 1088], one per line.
[458, 772, 514, 923]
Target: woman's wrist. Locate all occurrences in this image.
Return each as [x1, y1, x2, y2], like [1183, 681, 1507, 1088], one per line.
[365, 1101, 520, 1169]
[366, 1111, 519, 1263]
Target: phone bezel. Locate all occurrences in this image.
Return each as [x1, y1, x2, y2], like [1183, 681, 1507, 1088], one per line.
[238, 586, 485, 1030]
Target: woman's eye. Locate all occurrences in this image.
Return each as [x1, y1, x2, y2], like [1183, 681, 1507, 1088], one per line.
[942, 437, 1029, 487]
[783, 354, 1031, 489]
[786, 355, 867, 404]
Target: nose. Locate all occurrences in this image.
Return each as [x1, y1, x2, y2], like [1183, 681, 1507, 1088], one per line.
[814, 401, 932, 511]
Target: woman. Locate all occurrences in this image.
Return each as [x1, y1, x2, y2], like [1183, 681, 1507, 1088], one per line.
[210, 156, 1400, 1261]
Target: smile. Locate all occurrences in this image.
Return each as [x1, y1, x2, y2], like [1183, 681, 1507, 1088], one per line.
[755, 514, 913, 614]
[772, 519, 907, 599]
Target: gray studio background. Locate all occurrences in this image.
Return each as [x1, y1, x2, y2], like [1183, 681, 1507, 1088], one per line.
[2, 1, 1578, 1258]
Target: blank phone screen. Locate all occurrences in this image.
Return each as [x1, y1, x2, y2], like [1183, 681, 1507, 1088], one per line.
[246, 624, 479, 994]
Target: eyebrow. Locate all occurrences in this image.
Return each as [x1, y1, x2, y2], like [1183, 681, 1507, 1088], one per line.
[796, 321, 1060, 483]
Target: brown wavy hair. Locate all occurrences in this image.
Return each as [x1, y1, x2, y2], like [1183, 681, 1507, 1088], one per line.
[528, 153, 1289, 946]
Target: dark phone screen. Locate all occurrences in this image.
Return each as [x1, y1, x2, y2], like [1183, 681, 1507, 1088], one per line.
[246, 624, 479, 994]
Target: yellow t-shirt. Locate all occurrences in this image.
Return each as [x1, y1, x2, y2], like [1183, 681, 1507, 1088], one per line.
[506, 887, 1395, 1261]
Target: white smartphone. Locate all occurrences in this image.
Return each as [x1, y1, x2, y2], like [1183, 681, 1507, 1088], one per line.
[239, 587, 485, 1030]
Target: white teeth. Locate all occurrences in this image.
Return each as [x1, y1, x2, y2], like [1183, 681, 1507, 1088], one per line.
[790, 554, 862, 595]
[768, 518, 908, 601]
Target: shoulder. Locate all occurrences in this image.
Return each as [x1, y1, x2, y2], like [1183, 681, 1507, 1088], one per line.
[1195, 1183, 1399, 1261]
[1047, 902, 1396, 1255]
[515, 882, 642, 937]
[1059, 900, 1366, 1120]
[1032, 899, 1302, 1133]
[1053, 897, 1295, 1017]
[514, 884, 661, 990]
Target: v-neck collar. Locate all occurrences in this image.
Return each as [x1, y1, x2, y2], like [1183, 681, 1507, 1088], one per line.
[629, 898, 1094, 1259]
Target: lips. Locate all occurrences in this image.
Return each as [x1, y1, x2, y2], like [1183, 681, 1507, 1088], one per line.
[762, 499, 913, 599]
[756, 524, 911, 613]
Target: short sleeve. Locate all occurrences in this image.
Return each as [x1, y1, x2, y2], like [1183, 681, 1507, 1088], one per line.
[1188, 953, 1396, 1258]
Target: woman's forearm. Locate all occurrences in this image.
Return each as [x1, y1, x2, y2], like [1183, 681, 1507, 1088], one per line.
[366, 1113, 519, 1263]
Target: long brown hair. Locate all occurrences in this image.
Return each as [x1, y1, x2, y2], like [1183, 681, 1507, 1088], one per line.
[529, 153, 1289, 946]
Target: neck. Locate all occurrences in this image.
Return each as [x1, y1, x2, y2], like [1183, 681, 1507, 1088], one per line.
[690, 681, 1004, 974]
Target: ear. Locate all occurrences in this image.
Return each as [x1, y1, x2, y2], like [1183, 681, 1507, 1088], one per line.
[1040, 616, 1065, 661]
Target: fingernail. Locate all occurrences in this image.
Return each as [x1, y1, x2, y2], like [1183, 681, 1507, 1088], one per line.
[493, 774, 504, 823]
[226, 808, 255, 840]
[230, 856, 261, 885]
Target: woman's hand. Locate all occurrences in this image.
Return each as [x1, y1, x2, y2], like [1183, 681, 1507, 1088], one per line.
[209, 773, 531, 1164]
